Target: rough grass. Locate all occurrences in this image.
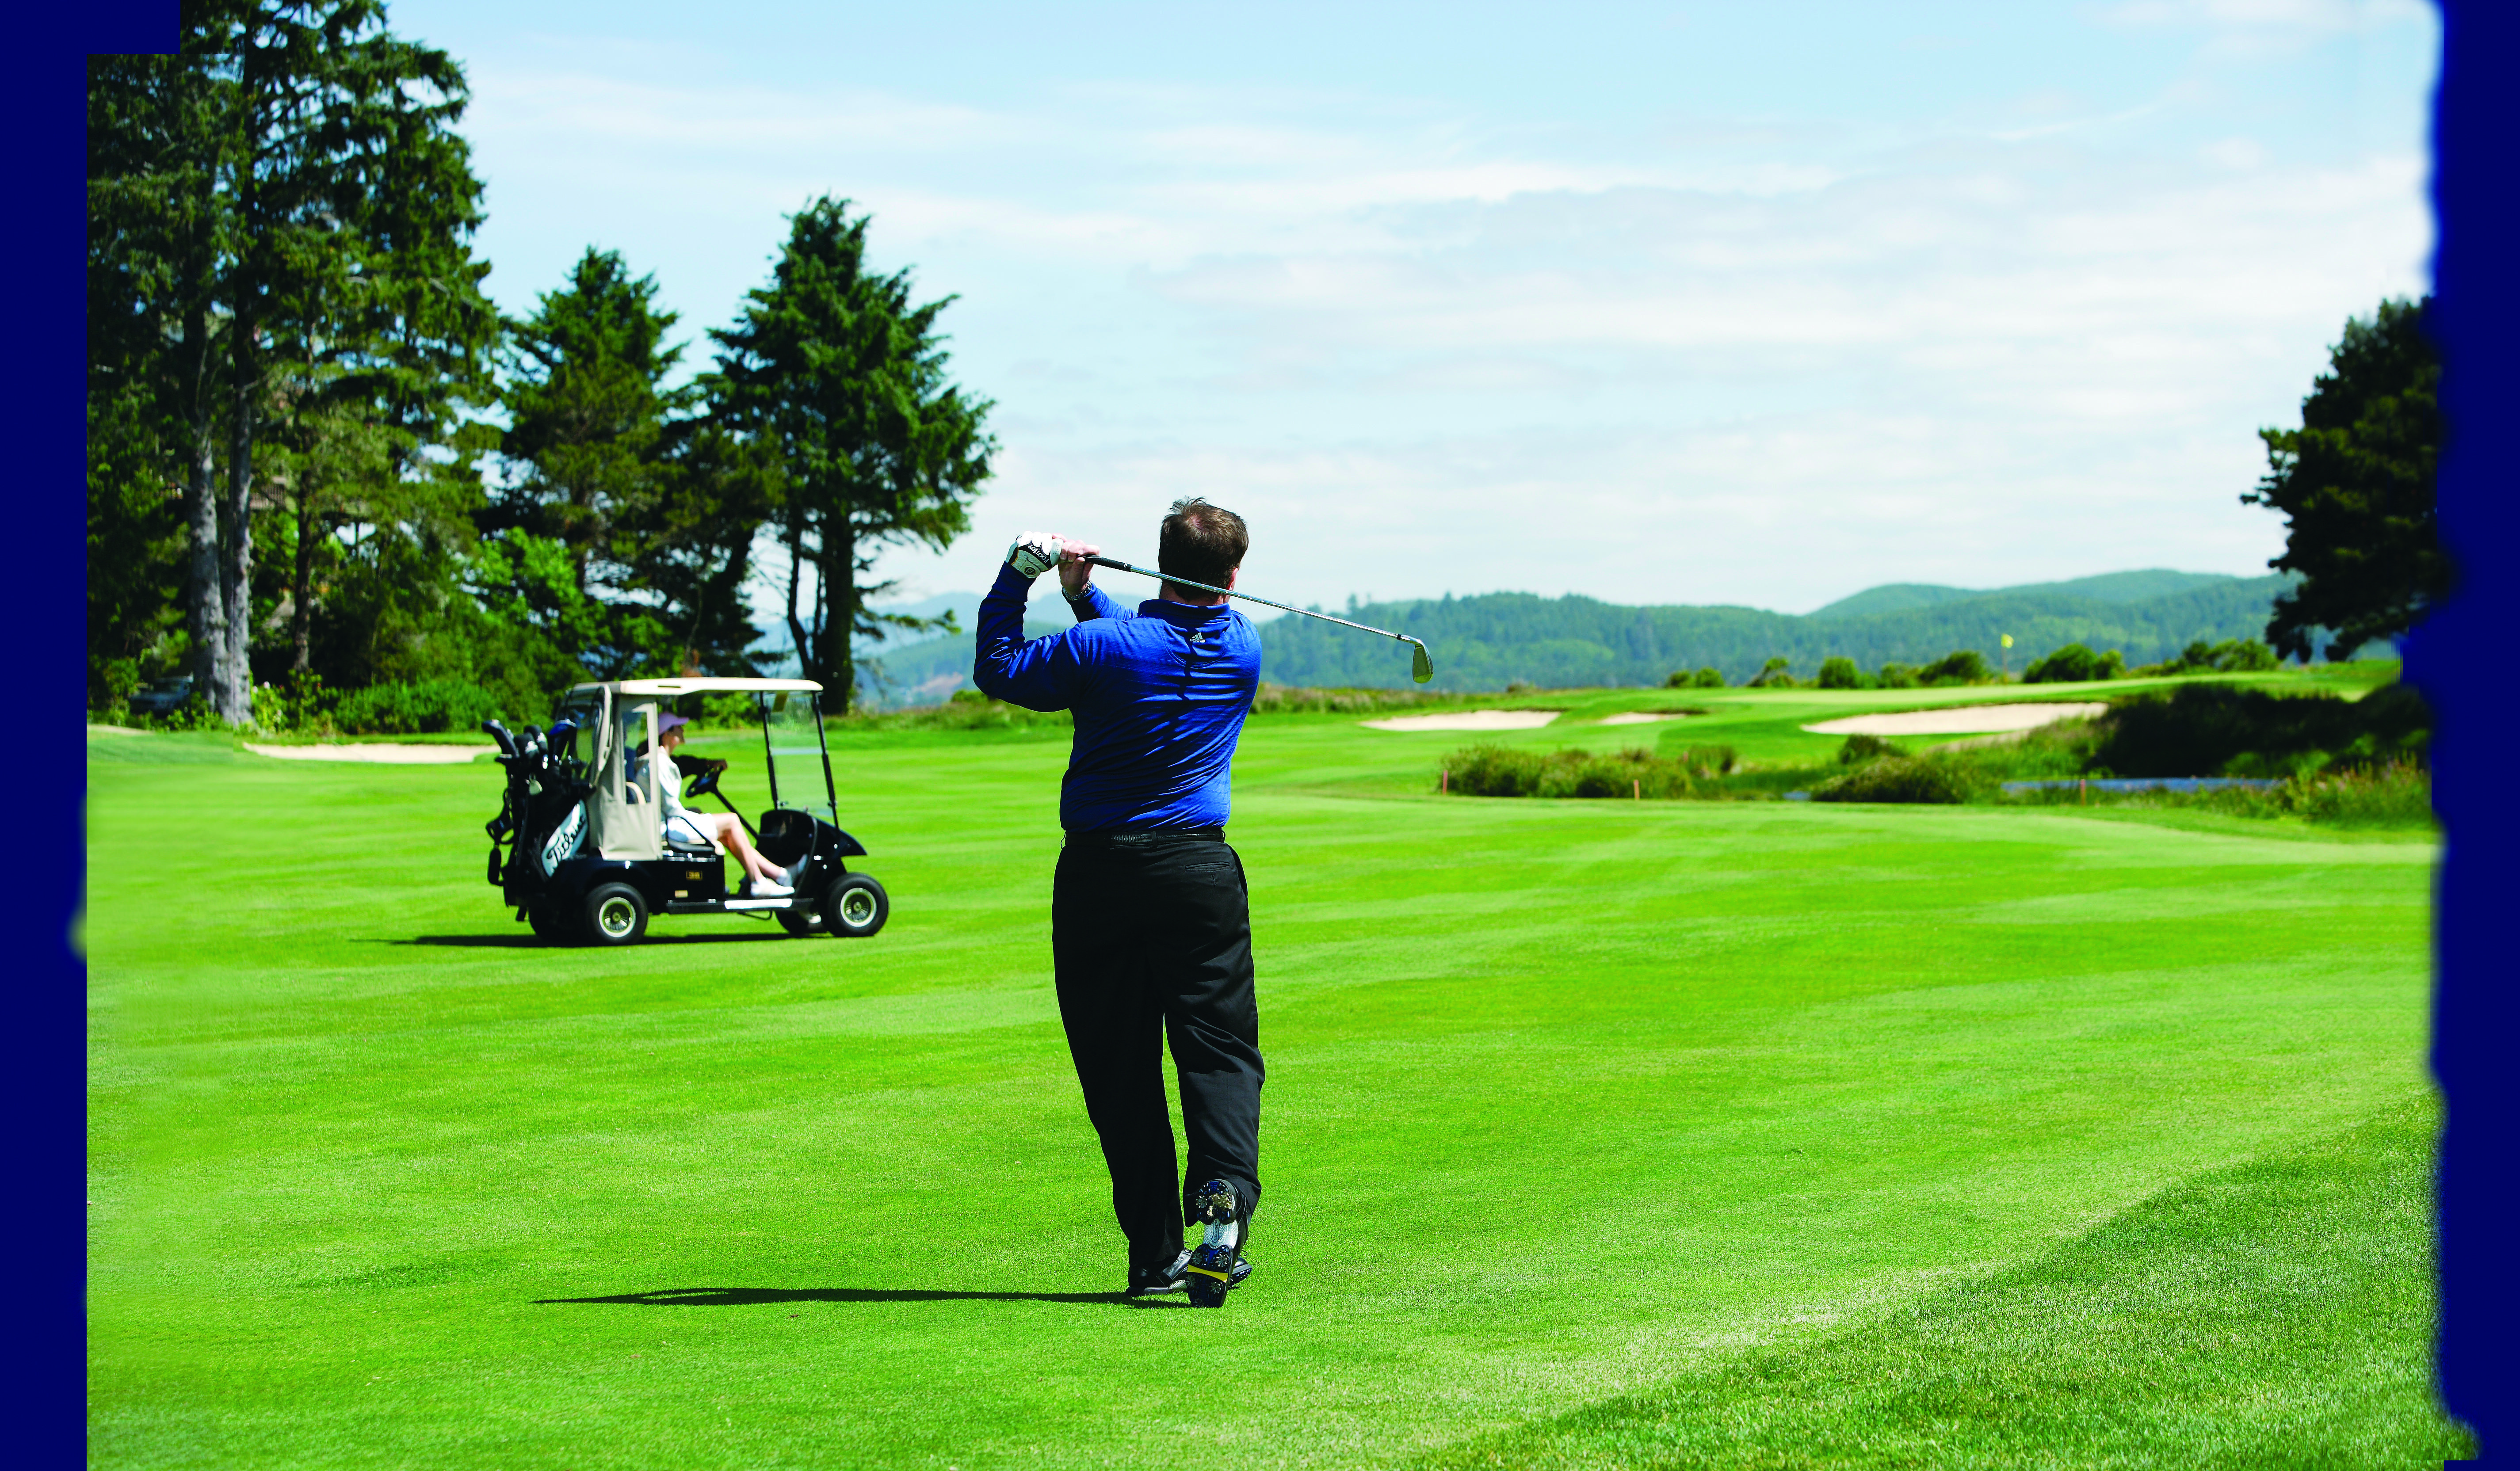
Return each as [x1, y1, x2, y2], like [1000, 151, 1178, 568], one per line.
[1998, 764, 2435, 830]
[1423, 1102, 2470, 1469]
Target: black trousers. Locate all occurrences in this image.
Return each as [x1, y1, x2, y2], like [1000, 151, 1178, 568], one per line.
[1052, 830, 1264, 1269]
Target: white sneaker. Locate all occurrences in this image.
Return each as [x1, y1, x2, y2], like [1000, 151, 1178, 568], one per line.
[748, 878, 794, 898]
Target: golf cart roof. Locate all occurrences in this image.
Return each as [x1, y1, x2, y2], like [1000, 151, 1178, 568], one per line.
[572, 678, 826, 697]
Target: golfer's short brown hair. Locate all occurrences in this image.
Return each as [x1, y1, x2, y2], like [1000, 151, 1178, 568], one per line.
[1159, 497, 1247, 595]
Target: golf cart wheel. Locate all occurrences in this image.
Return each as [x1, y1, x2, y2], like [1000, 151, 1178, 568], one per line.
[581, 882, 648, 946]
[526, 902, 573, 944]
[775, 904, 825, 938]
[825, 874, 889, 939]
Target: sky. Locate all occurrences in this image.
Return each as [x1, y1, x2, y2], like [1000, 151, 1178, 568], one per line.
[396, 0, 2439, 618]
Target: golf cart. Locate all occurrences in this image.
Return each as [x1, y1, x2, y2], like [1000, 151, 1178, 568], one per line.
[478, 678, 889, 946]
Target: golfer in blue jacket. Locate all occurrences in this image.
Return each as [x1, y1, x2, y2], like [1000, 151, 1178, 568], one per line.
[974, 498, 1263, 1308]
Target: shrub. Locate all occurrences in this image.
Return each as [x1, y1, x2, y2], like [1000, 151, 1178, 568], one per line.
[2132, 638, 2284, 677]
[1816, 657, 1864, 690]
[1669, 743, 1738, 777]
[1876, 662, 1919, 689]
[1837, 733, 1906, 765]
[1747, 657, 1796, 689]
[1443, 744, 1695, 799]
[2216, 639, 2280, 672]
[333, 679, 504, 735]
[1811, 756, 1973, 804]
[2091, 682, 2429, 777]
[1445, 743, 1547, 796]
[2024, 644, 2127, 684]
[1920, 650, 1993, 686]
[2293, 762, 2433, 826]
[1690, 667, 1726, 689]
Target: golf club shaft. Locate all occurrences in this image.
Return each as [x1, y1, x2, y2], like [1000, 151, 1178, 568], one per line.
[1079, 556, 1415, 645]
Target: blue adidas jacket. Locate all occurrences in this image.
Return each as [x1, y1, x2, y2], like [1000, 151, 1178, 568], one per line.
[973, 563, 1261, 831]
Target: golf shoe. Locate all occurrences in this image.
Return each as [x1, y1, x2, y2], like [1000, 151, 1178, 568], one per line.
[1185, 1179, 1245, 1308]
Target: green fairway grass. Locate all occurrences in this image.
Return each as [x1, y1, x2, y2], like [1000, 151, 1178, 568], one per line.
[86, 683, 2462, 1468]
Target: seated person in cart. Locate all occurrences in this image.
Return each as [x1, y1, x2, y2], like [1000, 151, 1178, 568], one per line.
[649, 712, 807, 897]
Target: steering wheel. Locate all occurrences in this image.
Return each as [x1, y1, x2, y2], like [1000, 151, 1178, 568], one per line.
[680, 756, 729, 801]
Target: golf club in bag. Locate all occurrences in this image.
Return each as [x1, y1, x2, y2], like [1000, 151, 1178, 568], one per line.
[1081, 555, 1434, 683]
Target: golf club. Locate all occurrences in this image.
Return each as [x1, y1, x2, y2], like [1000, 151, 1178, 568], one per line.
[1080, 554, 1435, 683]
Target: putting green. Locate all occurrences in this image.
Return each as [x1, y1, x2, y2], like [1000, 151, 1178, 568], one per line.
[86, 685, 2459, 1468]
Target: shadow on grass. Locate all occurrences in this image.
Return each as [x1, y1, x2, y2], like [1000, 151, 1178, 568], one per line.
[536, 1286, 1170, 1308]
[394, 932, 791, 948]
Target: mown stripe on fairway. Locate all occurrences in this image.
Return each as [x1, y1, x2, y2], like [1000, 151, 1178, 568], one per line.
[1417, 1098, 2470, 1470]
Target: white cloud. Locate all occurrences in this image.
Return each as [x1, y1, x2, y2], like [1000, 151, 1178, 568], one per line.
[2097, 0, 2428, 31]
[447, 10, 2435, 625]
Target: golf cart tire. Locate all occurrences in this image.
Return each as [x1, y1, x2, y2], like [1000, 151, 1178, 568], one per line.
[527, 903, 574, 944]
[826, 874, 889, 938]
[582, 882, 649, 946]
[775, 903, 825, 937]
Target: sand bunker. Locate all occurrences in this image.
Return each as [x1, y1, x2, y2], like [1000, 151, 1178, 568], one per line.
[1597, 711, 1691, 726]
[1361, 710, 1560, 732]
[1802, 702, 2108, 737]
[244, 743, 493, 764]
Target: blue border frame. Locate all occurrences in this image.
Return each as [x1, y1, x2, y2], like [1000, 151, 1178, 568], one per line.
[41, 2, 2508, 1463]
[25, 2, 174, 1462]
[2416, 1, 2517, 1460]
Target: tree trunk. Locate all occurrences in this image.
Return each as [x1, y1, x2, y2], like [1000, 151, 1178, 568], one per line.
[184, 414, 226, 712]
[823, 514, 856, 712]
[178, 295, 228, 715]
[220, 328, 257, 723]
[783, 512, 811, 683]
[291, 478, 313, 674]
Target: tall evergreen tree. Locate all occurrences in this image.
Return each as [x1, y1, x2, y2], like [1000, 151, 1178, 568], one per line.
[477, 248, 700, 677]
[622, 420, 780, 677]
[2246, 297, 2447, 660]
[487, 249, 692, 594]
[709, 197, 995, 709]
[86, 0, 495, 721]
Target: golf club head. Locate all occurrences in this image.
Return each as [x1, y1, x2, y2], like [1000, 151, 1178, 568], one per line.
[1407, 638, 1434, 684]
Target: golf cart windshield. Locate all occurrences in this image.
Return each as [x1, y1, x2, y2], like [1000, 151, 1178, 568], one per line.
[551, 690, 604, 783]
[757, 690, 836, 823]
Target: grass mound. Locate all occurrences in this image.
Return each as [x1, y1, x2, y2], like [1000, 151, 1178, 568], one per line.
[1423, 1101, 2469, 1470]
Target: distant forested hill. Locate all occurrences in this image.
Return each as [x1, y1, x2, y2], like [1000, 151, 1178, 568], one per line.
[1259, 572, 2312, 691]
[1806, 570, 2244, 620]
[846, 570, 2322, 703]
[856, 613, 1066, 706]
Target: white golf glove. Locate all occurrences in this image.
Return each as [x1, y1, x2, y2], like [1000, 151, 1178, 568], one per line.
[1005, 530, 1065, 580]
